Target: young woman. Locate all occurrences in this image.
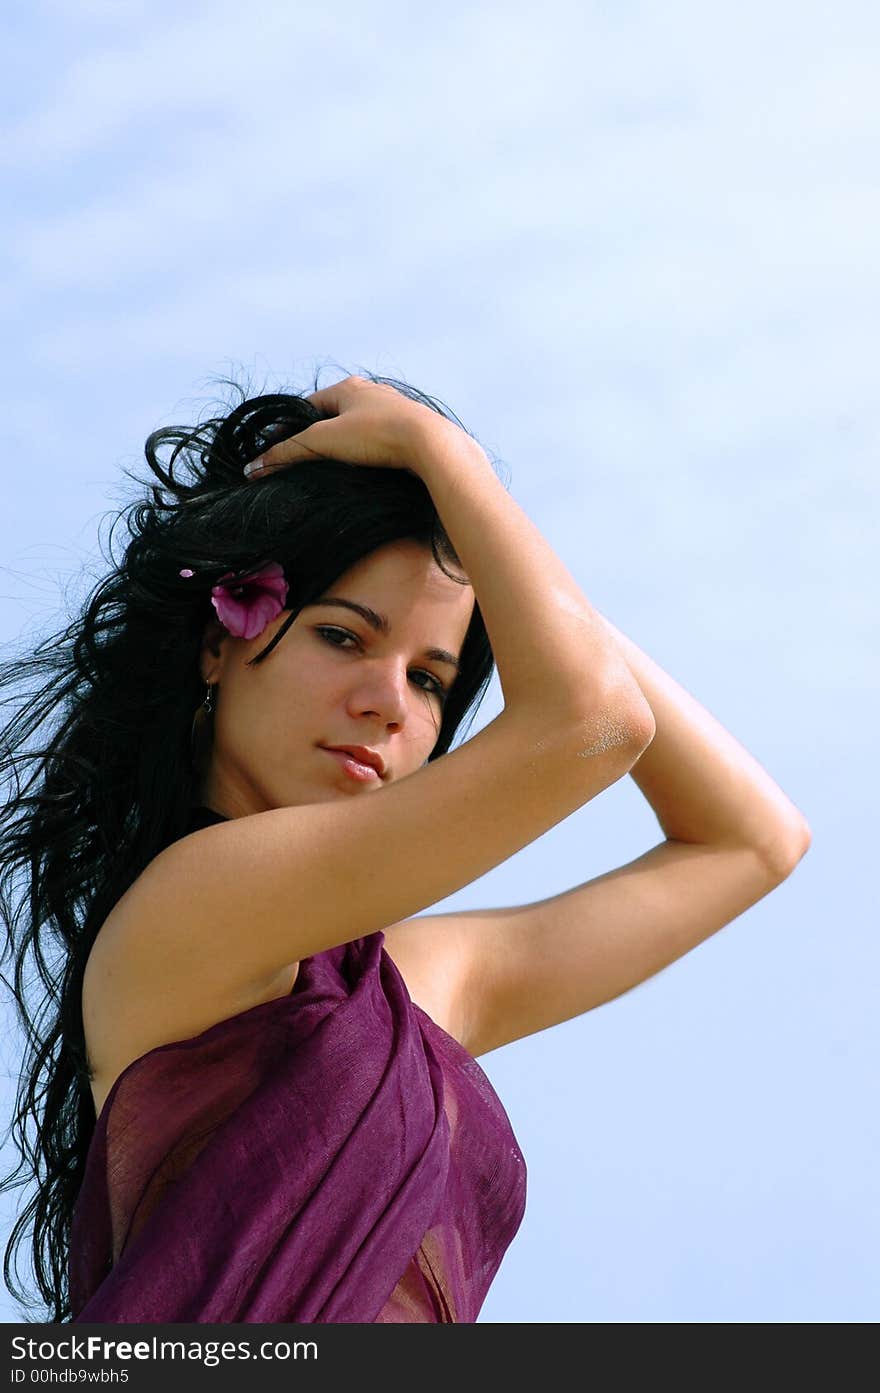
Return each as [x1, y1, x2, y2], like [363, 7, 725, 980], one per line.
[0, 372, 809, 1323]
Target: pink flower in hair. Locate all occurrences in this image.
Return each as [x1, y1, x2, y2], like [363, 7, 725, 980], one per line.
[210, 561, 288, 640]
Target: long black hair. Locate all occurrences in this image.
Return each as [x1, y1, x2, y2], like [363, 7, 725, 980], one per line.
[0, 365, 505, 1322]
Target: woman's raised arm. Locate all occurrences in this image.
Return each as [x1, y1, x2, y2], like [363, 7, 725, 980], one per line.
[407, 413, 652, 725]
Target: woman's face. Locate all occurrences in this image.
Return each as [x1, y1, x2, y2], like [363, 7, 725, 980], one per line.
[196, 539, 476, 818]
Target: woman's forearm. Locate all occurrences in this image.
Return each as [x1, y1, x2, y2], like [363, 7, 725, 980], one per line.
[409, 423, 654, 734]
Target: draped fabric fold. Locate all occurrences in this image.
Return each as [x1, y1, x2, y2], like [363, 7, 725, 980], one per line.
[69, 806, 527, 1323]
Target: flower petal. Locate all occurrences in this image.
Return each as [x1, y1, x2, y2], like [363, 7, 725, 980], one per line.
[210, 563, 289, 640]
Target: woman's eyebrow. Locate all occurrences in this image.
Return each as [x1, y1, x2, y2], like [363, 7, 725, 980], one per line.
[304, 596, 461, 673]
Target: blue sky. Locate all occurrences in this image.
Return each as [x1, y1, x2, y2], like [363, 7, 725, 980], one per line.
[1, 0, 876, 1323]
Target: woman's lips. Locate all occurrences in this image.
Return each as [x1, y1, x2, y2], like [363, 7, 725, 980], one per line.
[321, 748, 381, 782]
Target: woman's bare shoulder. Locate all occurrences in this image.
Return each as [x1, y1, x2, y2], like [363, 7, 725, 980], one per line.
[82, 858, 300, 1115]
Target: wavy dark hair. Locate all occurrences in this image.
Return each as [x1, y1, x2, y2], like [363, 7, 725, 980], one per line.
[0, 364, 506, 1322]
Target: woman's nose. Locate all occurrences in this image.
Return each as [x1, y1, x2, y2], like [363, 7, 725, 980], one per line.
[346, 663, 409, 725]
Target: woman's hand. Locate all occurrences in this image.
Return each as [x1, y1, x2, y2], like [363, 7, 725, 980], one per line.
[242, 375, 465, 481]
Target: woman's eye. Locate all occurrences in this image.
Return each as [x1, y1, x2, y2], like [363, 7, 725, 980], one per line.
[411, 670, 447, 700]
[316, 626, 354, 649]
[315, 627, 447, 702]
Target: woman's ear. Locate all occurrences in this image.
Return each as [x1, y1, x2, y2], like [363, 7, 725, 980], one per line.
[198, 615, 227, 682]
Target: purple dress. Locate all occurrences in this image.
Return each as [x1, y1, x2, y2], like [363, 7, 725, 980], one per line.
[68, 806, 527, 1323]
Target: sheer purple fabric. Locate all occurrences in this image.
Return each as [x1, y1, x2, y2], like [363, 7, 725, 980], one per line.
[68, 806, 527, 1323]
